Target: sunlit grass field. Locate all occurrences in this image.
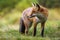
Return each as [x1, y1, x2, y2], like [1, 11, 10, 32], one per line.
[0, 9, 60, 40]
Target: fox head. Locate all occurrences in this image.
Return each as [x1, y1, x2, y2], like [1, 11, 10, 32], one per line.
[28, 3, 41, 18]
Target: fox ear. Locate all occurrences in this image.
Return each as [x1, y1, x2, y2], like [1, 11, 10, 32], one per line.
[32, 3, 35, 6]
[36, 3, 40, 8]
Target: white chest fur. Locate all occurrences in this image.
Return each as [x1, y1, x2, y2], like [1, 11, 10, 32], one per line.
[35, 17, 40, 23]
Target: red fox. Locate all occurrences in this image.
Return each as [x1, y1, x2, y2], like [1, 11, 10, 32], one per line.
[19, 3, 48, 37]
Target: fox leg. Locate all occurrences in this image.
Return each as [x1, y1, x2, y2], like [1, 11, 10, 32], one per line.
[33, 23, 37, 36]
[41, 22, 45, 37]
[33, 18, 38, 36]
[23, 19, 29, 35]
[24, 22, 29, 35]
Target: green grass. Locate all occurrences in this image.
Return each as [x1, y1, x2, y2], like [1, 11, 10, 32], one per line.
[0, 21, 60, 40]
[0, 30, 21, 40]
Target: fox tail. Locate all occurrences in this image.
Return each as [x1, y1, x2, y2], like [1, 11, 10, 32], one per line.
[19, 18, 25, 34]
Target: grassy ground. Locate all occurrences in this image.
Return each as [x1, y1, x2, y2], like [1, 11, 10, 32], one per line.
[0, 21, 60, 40]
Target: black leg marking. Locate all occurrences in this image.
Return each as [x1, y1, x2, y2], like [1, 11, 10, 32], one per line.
[41, 22, 45, 37]
[41, 27, 44, 37]
[33, 27, 36, 36]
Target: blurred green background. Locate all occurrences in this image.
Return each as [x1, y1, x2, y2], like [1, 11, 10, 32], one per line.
[0, 0, 60, 40]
